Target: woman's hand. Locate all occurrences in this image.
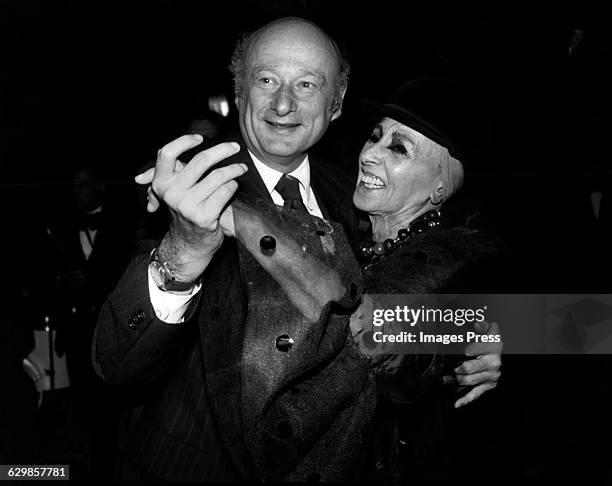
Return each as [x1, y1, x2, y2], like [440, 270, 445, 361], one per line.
[444, 321, 502, 408]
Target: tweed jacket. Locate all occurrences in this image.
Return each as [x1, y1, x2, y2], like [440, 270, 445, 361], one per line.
[92, 134, 374, 482]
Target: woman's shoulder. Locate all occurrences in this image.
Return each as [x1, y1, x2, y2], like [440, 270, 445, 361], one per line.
[364, 224, 511, 293]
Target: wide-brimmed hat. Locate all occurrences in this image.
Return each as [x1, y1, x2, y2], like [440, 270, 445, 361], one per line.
[361, 77, 469, 161]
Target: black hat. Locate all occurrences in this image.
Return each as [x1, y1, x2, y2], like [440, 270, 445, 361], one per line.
[361, 77, 469, 160]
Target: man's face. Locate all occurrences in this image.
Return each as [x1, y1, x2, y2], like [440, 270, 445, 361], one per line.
[72, 168, 105, 214]
[353, 118, 442, 217]
[237, 22, 343, 172]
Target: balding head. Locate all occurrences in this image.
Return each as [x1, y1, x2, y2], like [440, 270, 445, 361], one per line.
[230, 17, 350, 171]
[230, 17, 349, 115]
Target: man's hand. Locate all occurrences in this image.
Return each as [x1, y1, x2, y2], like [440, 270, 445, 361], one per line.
[135, 134, 246, 283]
[444, 321, 502, 408]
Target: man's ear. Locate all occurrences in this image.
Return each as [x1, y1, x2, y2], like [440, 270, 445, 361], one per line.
[330, 85, 348, 122]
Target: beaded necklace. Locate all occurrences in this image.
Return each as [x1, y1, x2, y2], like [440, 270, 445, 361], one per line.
[357, 209, 442, 270]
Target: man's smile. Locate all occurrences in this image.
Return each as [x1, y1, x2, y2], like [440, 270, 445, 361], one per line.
[265, 121, 301, 130]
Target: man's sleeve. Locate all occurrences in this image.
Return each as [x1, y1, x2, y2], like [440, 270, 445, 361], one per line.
[147, 269, 201, 323]
[92, 253, 202, 384]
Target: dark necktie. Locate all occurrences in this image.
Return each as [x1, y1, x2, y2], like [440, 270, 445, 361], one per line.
[274, 174, 308, 213]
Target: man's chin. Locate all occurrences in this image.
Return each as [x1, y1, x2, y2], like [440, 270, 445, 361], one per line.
[261, 140, 305, 158]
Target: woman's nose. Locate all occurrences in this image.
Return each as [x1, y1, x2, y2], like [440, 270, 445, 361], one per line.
[361, 147, 383, 166]
[270, 85, 297, 116]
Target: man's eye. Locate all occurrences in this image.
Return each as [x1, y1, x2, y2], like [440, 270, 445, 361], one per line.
[300, 81, 314, 88]
[368, 133, 380, 143]
[389, 144, 408, 155]
[257, 77, 276, 85]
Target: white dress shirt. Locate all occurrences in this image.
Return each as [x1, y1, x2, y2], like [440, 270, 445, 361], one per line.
[148, 150, 323, 323]
[79, 204, 103, 260]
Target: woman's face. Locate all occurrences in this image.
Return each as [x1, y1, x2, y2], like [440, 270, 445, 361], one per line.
[353, 117, 442, 217]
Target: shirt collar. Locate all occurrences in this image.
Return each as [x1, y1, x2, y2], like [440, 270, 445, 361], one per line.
[248, 150, 312, 203]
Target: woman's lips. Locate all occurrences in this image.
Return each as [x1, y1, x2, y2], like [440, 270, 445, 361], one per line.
[360, 171, 385, 189]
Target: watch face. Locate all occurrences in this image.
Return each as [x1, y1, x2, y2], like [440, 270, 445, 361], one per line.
[150, 259, 168, 288]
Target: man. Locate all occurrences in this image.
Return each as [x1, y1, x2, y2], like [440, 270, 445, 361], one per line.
[93, 17, 500, 482]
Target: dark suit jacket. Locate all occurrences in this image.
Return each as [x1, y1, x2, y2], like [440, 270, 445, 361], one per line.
[93, 134, 374, 482]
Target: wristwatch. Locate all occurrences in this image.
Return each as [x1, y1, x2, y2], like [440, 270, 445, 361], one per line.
[149, 247, 198, 292]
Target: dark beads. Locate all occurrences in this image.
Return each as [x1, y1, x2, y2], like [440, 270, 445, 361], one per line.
[358, 210, 442, 269]
[358, 245, 372, 260]
[372, 242, 386, 256]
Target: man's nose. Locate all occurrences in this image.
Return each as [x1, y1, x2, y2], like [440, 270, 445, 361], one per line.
[270, 85, 297, 116]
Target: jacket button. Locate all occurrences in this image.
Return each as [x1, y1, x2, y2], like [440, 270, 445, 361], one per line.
[276, 421, 293, 439]
[275, 335, 293, 352]
[260, 235, 276, 255]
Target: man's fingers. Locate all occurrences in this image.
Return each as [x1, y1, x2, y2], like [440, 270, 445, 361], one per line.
[176, 179, 240, 228]
[146, 187, 161, 213]
[454, 382, 496, 408]
[191, 162, 248, 200]
[179, 142, 242, 185]
[174, 159, 186, 172]
[135, 167, 155, 185]
[455, 353, 502, 375]
[156, 134, 203, 180]
[219, 205, 235, 237]
[196, 180, 240, 222]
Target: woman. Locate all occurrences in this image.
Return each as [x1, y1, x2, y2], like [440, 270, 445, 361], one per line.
[349, 78, 507, 483]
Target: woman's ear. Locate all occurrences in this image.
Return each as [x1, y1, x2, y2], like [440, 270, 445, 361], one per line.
[430, 181, 445, 205]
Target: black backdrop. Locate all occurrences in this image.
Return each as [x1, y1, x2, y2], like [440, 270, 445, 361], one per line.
[2, 1, 612, 481]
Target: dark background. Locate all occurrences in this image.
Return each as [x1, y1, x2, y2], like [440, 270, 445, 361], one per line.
[2, 0, 612, 481]
[2, 0, 610, 288]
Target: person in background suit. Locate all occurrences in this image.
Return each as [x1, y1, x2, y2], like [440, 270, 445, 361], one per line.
[93, 17, 502, 482]
[25, 165, 139, 479]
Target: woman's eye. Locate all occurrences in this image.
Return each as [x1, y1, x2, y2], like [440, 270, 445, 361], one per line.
[389, 144, 408, 155]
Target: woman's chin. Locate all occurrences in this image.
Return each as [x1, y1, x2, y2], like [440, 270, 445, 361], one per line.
[353, 185, 384, 213]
